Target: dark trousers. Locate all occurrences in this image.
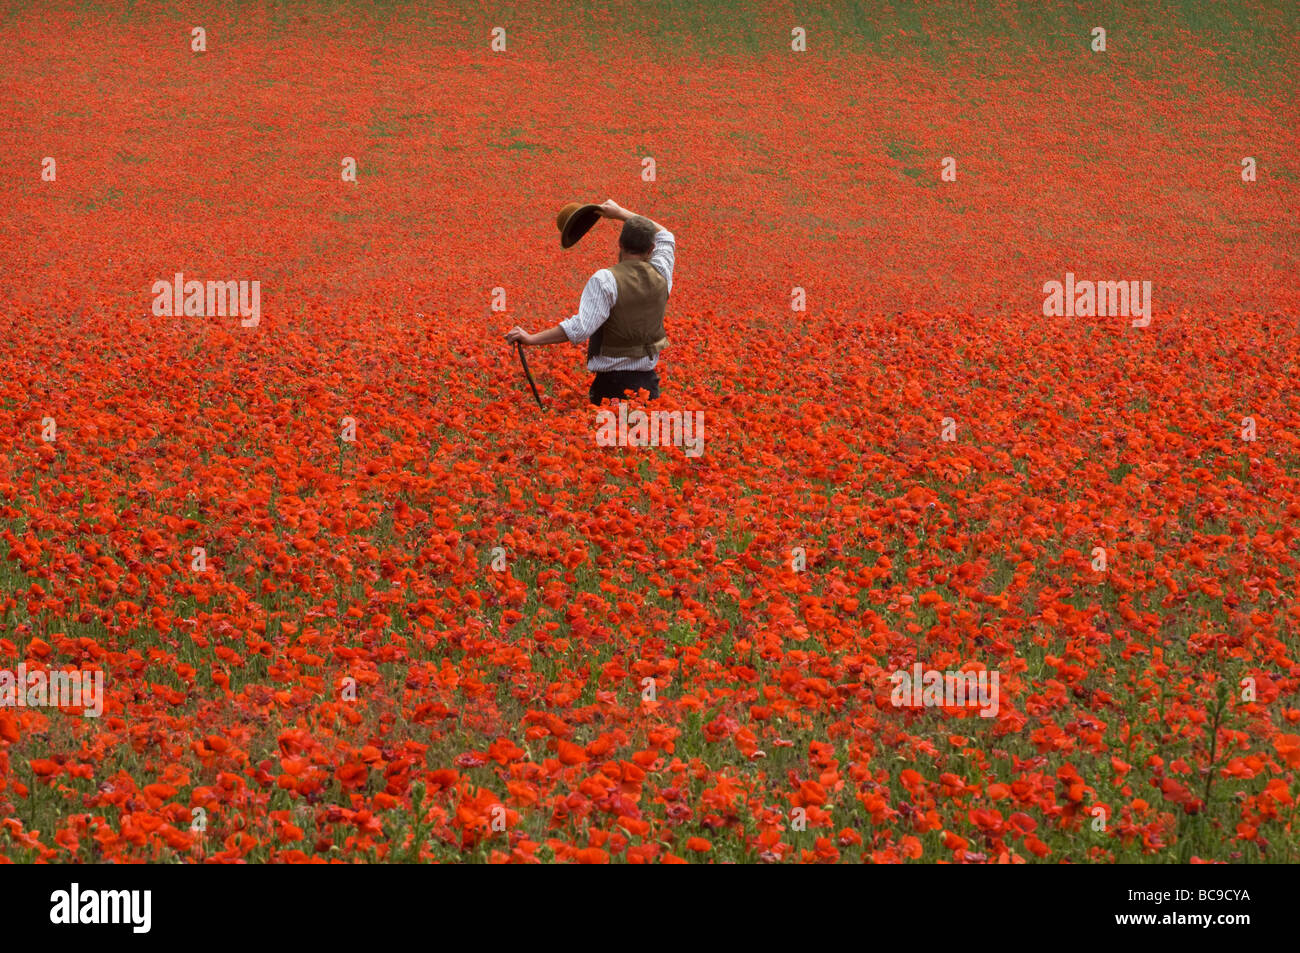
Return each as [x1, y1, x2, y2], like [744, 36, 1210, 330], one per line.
[589, 369, 660, 405]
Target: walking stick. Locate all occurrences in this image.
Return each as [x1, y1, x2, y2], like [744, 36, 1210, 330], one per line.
[515, 341, 544, 409]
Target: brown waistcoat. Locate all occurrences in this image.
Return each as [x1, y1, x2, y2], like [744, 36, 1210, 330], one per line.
[589, 259, 670, 360]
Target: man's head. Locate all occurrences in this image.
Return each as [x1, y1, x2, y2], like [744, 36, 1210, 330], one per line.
[618, 215, 657, 259]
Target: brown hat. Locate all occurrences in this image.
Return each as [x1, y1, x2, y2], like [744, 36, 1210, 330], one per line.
[556, 202, 602, 248]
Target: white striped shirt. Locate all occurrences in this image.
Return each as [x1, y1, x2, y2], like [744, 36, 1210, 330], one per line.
[560, 230, 675, 372]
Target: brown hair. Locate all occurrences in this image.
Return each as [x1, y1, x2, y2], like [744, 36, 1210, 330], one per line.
[619, 215, 657, 255]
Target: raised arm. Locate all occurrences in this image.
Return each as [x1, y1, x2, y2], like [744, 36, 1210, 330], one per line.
[597, 199, 667, 234]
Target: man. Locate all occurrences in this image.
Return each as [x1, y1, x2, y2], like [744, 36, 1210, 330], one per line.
[505, 199, 675, 404]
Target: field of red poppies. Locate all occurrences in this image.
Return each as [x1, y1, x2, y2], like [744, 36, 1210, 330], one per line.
[2, 1, 1297, 863]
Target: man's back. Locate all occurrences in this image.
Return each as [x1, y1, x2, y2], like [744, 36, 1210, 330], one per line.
[597, 259, 670, 360]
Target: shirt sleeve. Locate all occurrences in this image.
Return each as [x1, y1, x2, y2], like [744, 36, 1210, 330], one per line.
[560, 269, 617, 343]
[649, 230, 676, 293]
